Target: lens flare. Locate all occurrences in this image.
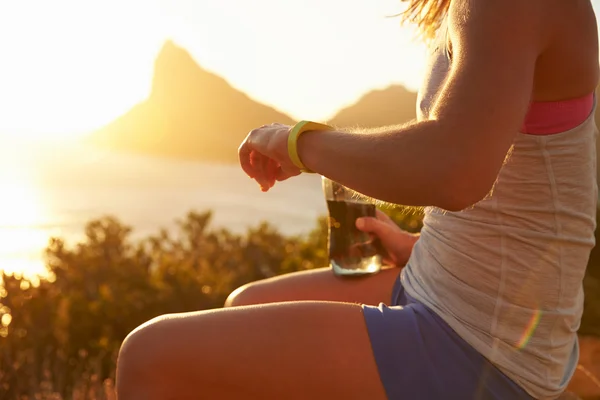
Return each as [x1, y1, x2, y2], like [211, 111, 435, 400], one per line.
[516, 308, 542, 349]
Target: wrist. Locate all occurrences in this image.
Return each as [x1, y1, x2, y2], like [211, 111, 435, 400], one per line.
[396, 233, 420, 267]
[287, 121, 334, 173]
[296, 128, 320, 173]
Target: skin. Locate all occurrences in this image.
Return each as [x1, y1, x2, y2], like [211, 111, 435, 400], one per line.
[225, 266, 403, 308]
[239, 0, 598, 210]
[116, 0, 599, 398]
[355, 210, 419, 268]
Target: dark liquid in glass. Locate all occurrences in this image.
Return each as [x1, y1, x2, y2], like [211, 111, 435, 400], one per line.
[326, 200, 382, 276]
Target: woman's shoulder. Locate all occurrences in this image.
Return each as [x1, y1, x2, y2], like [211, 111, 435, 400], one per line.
[446, 0, 599, 101]
[536, 0, 599, 100]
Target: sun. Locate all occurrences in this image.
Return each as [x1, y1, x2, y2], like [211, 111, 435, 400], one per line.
[0, 0, 166, 140]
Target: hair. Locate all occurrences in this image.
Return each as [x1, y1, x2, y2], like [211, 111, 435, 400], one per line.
[397, 0, 452, 41]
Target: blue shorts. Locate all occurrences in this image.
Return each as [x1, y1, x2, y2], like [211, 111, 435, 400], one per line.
[362, 274, 533, 400]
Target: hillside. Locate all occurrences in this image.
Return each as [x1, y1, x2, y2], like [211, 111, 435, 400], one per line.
[329, 85, 418, 128]
[89, 40, 600, 164]
[89, 41, 295, 163]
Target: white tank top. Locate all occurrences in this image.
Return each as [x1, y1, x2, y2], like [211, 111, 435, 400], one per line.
[401, 21, 598, 399]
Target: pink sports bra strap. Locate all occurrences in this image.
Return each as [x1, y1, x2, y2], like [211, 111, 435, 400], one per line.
[521, 93, 594, 135]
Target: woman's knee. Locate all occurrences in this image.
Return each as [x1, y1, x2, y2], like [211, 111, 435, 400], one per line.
[225, 267, 399, 308]
[224, 281, 264, 308]
[225, 268, 333, 308]
[116, 315, 172, 399]
[224, 271, 305, 307]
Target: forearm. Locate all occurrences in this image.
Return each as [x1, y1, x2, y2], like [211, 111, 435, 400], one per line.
[297, 120, 478, 211]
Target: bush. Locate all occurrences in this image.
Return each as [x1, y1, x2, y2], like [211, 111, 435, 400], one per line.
[1, 208, 415, 399]
[2, 206, 600, 399]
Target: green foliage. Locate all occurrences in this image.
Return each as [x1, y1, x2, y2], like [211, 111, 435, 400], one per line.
[0, 209, 341, 399]
[2, 206, 599, 399]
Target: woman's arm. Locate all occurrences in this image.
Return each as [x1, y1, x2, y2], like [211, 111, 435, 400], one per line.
[239, 0, 547, 209]
[295, 0, 545, 211]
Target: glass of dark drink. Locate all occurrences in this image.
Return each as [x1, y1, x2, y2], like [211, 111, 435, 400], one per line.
[322, 177, 382, 276]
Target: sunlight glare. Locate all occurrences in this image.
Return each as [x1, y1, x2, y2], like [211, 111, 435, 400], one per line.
[0, 162, 50, 277]
[0, 0, 166, 139]
[0, 0, 426, 138]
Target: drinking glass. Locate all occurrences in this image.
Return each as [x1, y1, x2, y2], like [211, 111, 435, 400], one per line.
[322, 177, 382, 276]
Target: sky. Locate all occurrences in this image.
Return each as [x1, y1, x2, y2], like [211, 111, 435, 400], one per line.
[0, 0, 599, 139]
[0, 0, 426, 139]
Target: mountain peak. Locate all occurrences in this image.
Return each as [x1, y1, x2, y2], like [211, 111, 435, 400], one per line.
[152, 40, 209, 100]
[155, 40, 195, 70]
[90, 42, 295, 162]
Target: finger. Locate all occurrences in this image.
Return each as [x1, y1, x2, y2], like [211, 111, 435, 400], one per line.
[355, 217, 392, 237]
[265, 158, 279, 189]
[251, 151, 273, 191]
[250, 151, 266, 184]
[255, 154, 279, 191]
[239, 126, 269, 179]
[239, 140, 257, 179]
[375, 209, 397, 225]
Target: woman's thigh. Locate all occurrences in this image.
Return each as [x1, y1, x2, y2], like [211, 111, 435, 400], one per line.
[117, 301, 388, 400]
[225, 266, 400, 307]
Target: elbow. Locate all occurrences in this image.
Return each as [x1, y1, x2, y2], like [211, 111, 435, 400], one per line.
[438, 191, 484, 212]
[423, 126, 506, 212]
[436, 170, 496, 212]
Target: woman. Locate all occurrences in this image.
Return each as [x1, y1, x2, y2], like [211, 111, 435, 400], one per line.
[116, 0, 599, 398]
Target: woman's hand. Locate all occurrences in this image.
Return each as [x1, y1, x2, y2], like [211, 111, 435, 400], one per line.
[356, 209, 419, 268]
[238, 123, 302, 192]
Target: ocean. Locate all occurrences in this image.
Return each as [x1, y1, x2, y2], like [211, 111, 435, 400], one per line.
[0, 144, 326, 277]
